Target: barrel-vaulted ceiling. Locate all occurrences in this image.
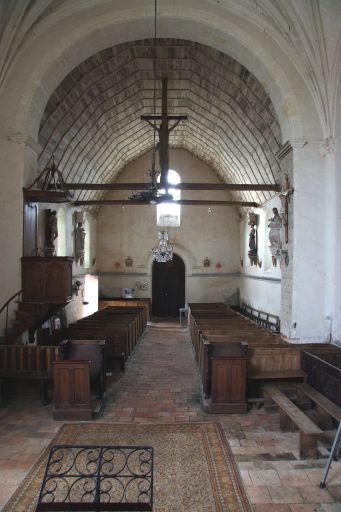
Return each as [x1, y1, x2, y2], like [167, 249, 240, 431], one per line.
[37, 39, 282, 207]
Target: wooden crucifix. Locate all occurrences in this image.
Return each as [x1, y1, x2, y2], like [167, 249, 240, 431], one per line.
[279, 175, 294, 244]
[141, 77, 187, 188]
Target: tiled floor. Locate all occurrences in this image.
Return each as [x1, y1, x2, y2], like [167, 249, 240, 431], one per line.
[0, 320, 341, 511]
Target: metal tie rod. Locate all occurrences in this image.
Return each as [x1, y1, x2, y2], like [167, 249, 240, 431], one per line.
[320, 420, 341, 488]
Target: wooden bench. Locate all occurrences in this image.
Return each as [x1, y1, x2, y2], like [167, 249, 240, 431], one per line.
[297, 383, 341, 429]
[247, 346, 307, 396]
[263, 386, 323, 458]
[0, 344, 62, 404]
[301, 349, 341, 407]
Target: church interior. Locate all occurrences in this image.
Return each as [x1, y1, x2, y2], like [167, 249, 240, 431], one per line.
[0, 0, 341, 510]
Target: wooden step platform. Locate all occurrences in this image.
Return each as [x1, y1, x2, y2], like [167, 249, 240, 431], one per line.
[263, 386, 323, 459]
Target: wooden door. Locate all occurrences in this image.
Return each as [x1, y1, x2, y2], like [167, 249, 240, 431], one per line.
[152, 253, 185, 317]
[23, 201, 37, 256]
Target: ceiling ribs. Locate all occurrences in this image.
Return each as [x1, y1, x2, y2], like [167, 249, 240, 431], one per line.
[38, 39, 282, 210]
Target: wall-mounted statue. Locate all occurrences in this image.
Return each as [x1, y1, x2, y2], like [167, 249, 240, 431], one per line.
[75, 221, 86, 265]
[279, 175, 294, 244]
[268, 207, 282, 266]
[248, 212, 258, 266]
[44, 209, 58, 256]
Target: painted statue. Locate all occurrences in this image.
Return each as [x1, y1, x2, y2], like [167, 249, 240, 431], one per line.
[268, 207, 282, 266]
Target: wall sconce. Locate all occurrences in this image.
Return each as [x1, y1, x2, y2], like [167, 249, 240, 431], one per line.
[125, 256, 133, 267]
[72, 280, 82, 297]
[203, 257, 210, 267]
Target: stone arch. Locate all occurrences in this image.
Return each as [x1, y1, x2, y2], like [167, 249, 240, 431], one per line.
[145, 242, 196, 278]
[0, 3, 323, 146]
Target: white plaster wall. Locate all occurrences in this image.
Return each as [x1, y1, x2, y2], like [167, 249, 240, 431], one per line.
[37, 204, 97, 276]
[289, 144, 331, 342]
[0, 137, 37, 334]
[239, 197, 282, 315]
[97, 149, 240, 304]
[326, 80, 341, 345]
[63, 274, 98, 326]
[36, 203, 98, 326]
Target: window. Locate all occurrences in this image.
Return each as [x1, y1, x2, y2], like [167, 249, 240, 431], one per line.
[157, 169, 181, 227]
[84, 217, 91, 269]
[56, 208, 66, 256]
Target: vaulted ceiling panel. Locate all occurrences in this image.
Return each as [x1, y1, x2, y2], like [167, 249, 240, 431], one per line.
[38, 39, 282, 208]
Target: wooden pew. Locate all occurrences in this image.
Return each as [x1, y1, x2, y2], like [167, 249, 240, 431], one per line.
[0, 344, 62, 404]
[99, 298, 150, 322]
[296, 383, 341, 429]
[201, 339, 248, 413]
[301, 349, 341, 407]
[60, 339, 106, 398]
[263, 386, 322, 458]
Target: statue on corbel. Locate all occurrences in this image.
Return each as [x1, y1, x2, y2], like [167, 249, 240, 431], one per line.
[74, 212, 86, 265]
[279, 175, 294, 244]
[268, 207, 282, 266]
[44, 209, 58, 256]
[248, 212, 260, 267]
[268, 175, 293, 267]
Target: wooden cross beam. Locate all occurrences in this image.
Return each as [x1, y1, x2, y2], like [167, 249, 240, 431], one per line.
[141, 77, 187, 187]
[73, 199, 259, 207]
[65, 182, 280, 191]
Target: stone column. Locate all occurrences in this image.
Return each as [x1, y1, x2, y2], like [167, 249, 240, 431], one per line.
[0, 134, 40, 333]
[280, 139, 334, 342]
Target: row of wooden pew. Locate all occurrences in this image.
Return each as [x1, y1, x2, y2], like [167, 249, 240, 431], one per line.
[188, 302, 306, 414]
[64, 305, 147, 371]
[0, 305, 147, 417]
[188, 302, 341, 458]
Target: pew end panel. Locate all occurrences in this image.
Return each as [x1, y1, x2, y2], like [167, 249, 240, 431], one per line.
[203, 341, 248, 414]
[59, 339, 107, 399]
[53, 359, 92, 421]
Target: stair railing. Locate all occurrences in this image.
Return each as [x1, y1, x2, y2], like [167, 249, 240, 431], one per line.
[0, 290, 22, 332]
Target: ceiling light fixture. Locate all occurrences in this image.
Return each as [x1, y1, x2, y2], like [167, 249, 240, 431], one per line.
[152, 230, 173, 263]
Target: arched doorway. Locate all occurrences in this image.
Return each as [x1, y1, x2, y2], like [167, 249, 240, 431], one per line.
[152, 254, 185, 317]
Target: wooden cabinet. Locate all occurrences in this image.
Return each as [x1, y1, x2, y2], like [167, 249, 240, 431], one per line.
[204, 342, 247, 414]
[22, 257, 73, 303]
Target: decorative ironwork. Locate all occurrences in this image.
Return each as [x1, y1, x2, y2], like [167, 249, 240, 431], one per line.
[36, 445, 153, 511]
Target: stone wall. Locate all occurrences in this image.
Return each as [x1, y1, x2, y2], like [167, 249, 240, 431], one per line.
[239, 196, 282, 315]
[97, 149, 240, 303]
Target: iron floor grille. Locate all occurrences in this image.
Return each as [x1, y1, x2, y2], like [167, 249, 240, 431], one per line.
[36, 445, 154, 511]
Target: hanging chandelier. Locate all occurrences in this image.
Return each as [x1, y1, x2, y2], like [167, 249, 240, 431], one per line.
[152, 231, 173, 263]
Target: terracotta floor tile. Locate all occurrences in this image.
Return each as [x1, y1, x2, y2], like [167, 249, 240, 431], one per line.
[268, 485, 304, 504]
[297, 486, 334, 504]
[289, 505, 323, 511]
[249, 469, 281, 486]
[278, 470, 312, 487]
[246, 485, 272, 503]
[307, 468, 341, 487]
[253, 505, 291, 511]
